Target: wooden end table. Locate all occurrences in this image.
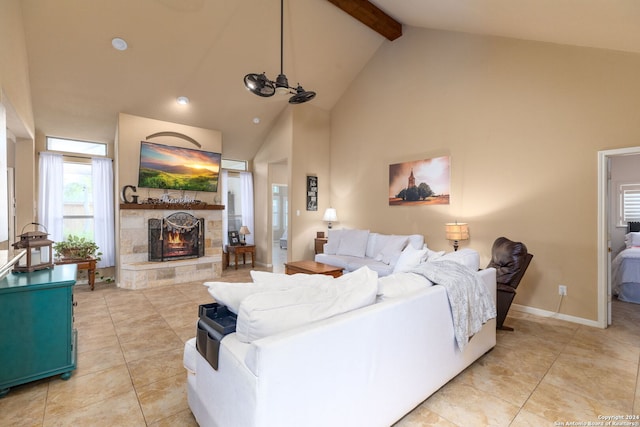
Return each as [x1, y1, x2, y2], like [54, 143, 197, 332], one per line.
[225, 245, 256, 270]
[55, 257, 97, 290]
[284, 260, 343, 277]
[314, 237, 327, 254]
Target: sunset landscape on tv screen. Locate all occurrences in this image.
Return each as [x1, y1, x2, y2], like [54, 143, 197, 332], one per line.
[137, 141, 221, 192]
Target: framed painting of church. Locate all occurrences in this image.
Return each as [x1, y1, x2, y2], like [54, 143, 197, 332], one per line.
[388, 156, 450, 206]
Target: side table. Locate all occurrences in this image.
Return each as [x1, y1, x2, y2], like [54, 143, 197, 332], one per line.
[225, 245, 256, 270]
[314, 238, 327, 254]
[55, 257, 97, 290]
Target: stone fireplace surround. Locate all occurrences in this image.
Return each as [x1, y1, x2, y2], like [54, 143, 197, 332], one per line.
[118, 205, 224, 289]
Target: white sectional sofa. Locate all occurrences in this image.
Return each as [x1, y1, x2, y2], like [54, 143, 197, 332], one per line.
[314, 229, 425, 276]
[183, 259, 497, 427]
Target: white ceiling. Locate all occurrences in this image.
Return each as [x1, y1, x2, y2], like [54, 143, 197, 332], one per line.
[19, 0, 640, 160]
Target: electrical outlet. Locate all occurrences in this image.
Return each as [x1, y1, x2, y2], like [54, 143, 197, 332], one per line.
[558, 285, 567, 296]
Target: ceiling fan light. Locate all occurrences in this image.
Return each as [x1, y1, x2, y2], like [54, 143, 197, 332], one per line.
[275, 73, 290, 95]
[244, 73, 276, 97]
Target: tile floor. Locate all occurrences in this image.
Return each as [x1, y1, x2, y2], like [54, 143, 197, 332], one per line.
[0, 266, 638, 427]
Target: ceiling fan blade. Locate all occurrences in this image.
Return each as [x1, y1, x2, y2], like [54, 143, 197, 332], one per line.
[244, 73, 276, 97]
[289, 85, 316, 104]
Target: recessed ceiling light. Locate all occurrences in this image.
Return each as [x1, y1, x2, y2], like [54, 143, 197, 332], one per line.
[252, 117, 260, 124]
[111, 37, 128, 51]
[177, 96, 190, 105]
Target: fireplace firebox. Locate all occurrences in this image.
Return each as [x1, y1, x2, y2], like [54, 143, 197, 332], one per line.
[148, 212, 204, 262]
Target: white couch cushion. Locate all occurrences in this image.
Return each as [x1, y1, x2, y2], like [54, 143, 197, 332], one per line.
[423, 244, 445, 262]
[374, 235, 408, 265]
[393, 245, 428, 273]
[205, 273, 334, 313]
[324, 229, 343, 255]
[365, 233, 379, 258]
[250, 271, 334, 287]
[235, 267, 378, 343]
[377, 272, 433, 298]
[406, 234, 425, 250]
[346, 257, 394, 277]
[432, 248, 480, 271]
[336, 229, 369, 257]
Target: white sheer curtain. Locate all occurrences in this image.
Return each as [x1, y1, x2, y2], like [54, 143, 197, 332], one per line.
[38, 152, 64, 243]
[240, 171, 254, 245]
[220, 170, 229, 247]
[92, 158, 114, 268]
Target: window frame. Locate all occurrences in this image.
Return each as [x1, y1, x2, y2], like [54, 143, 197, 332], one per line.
[222, 159, 247, 171]
[46, 136, 108, 157]
[616, 181, 640, 227]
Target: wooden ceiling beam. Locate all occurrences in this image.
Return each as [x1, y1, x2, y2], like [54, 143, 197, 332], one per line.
[327, 0, 402, 41]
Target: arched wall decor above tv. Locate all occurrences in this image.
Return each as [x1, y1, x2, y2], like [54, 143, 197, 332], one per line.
[145, 131, 201, 148]
[137, 141, 221, 193]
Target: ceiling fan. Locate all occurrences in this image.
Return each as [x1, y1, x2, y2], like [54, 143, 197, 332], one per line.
[243, 0, 316, 104]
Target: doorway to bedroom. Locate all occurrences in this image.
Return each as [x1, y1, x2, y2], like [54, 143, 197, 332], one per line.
[598, 147, 640, 327]
[272, 184, 288, 273]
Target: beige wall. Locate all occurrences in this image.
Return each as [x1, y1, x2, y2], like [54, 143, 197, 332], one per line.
[253, 104, 330, 266]
[0, 0, 36, 233]
[0, 0, 35, 137]
[254, 108, 293, 266]
[290, 105, 331, 261]
[330, 27, 640, 322]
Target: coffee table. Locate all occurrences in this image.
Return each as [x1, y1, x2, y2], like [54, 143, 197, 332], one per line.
[284, 260, 343, 277]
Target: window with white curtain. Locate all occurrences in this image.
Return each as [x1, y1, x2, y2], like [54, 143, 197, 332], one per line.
[41, 137, 114, 267]
[617, 182, 640, 227]
[221, 169, 254, 247]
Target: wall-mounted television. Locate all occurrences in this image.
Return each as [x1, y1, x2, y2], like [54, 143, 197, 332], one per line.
[137, 141, 221, 193]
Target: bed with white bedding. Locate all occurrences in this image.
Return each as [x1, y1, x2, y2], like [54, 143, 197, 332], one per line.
[612, 222, 640, 304]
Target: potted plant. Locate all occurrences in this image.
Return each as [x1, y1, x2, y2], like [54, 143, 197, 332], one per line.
[53, 235, 102, 261]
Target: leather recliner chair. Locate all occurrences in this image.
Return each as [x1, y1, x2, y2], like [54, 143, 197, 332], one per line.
[486, 237, 533, 331]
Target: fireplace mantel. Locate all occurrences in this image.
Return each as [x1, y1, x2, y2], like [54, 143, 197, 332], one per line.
[120, 203, 224, 210]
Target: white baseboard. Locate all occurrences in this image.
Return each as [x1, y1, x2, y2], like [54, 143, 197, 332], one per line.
[511, 303, 602, 329]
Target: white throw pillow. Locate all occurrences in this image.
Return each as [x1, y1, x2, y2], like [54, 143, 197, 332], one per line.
[324, 229, 343, 255]
[625, 232, 640, 248]
[235, 267, 378, 343]
[205, 273, 334, 314]
[393, 244, 427, 273]
[204, 281, 290, 314]
[422, 244, 445, 262]
[374, 235, 408, 265]
[336, 229, 370, 257]
[406, 234, 425, 250]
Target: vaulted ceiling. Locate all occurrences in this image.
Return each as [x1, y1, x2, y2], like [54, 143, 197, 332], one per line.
[19, 0, 640, 160]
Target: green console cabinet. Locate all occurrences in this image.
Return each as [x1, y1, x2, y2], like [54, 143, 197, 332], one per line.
[0, 264, 77, 397]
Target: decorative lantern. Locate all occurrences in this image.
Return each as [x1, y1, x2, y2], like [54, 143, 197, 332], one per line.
[12, 223, 54, 273]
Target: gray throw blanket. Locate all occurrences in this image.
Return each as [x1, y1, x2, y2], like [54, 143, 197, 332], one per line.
[411, 261, 496, 351]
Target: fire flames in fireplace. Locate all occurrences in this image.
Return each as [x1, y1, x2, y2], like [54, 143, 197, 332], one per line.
[167, 231, 187, 245]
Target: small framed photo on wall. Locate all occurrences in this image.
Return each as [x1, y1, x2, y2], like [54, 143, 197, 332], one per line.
[307, 175, 318, 211]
